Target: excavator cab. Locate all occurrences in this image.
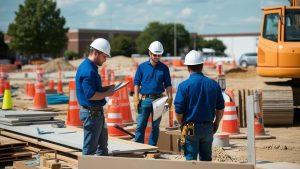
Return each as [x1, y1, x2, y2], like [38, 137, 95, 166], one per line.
[257, 1, 300, 78]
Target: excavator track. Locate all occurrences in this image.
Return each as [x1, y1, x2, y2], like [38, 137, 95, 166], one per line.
[262, 85, 294, 125]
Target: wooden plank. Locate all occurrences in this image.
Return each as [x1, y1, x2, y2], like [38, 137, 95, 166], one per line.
[0, 131, 82, 157]
[0, 135, 28, 150]
[79, 156, 255, 169]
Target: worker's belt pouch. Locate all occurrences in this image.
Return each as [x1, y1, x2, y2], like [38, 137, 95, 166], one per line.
[142, 94, 163, 99]
[82, 106, 103, 117]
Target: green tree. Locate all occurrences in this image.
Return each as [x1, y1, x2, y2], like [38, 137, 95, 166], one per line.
[0, 31, 9, 59]
[7, 0, 68, 58]
[111, 35, 135, 57]
[204, 38, 226, 54]
[136, 21, 190, 56]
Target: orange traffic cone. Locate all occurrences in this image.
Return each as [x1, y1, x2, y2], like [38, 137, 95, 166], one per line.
[119, 86, 134, 125]
[35, 67, 44, 82]
[144, 114, 152, 144]
[106, 90, 127, 136]
[57, 80, 63, 94]
[48, 80, 55, 90]
[26, 82, 35, 100]
[254, 92, 266, 136]
[0, 79, 5, 96]
[66, 81, 82, 126]
[2, 81, 13, 110]
[222, 91, 240, 135]
[29, 81, 51, 111]
[124, 75, 134, 95]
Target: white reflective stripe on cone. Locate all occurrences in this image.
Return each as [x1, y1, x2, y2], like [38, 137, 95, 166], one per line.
[108, 113, 122, 118]
[107, 123, 117, 126]
[224, 106, 236, 111]
[69, 105, 80, 110]
[35, 81, 44, 85]
[35, 89, 45, 93]
[223, 114, 238, 120]
[69, 90, 77, 101]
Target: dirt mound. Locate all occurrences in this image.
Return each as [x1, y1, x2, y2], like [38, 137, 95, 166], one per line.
[41, 58, 75, 73]
[225, 67, 257, 79]
[106, 55, 136, 68]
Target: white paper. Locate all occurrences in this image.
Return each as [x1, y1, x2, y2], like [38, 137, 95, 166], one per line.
[152, 96, 168, 121]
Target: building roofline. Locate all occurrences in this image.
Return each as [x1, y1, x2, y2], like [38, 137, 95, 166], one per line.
[200, 32, 260, 37]
[68, 28, 142, 34]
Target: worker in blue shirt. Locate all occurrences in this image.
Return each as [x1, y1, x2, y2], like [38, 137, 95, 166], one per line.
[76, 38, 115, 155]
[133, 41, 173, 146]
[174, 50, 224, 161]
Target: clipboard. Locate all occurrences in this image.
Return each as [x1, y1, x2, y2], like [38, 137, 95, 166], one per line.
[152, 96, 168, 121]
[113, 81, 130, 91]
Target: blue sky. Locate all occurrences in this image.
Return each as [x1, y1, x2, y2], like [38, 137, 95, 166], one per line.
[0, 0, 290, 34]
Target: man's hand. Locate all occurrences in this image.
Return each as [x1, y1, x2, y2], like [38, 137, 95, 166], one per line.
[133, 95, 140, 111]
[166, 97, 173, 108]
[213, 123, 219, 134]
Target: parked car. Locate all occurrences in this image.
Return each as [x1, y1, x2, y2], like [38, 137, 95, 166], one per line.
[238, 52, 257, 68]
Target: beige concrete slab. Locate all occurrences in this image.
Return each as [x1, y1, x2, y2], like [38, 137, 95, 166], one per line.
[256, 162, 300, 169]
[79, 156, 255, 169]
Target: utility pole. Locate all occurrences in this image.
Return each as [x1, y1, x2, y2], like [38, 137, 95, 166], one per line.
[174, 22, 177, 56]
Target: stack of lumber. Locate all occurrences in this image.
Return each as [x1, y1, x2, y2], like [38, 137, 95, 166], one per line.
[0, 135, 32, 164]
[0, 111, 63, 126]
[262, 86, 294, 125]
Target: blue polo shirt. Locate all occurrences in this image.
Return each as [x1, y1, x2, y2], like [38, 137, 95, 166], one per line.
[134, 60, 172, 95]
[75, 58, 106, 107]
[174, 72, 224, 123]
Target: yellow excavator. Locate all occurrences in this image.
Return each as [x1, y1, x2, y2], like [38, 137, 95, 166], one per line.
[257, 0, 300, 125]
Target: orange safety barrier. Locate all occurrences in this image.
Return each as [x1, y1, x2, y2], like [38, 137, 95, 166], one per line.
[144, 114, 152, 144]
[66, 81, 82, 126]
[172, 59, 184, 67]
[106, 90, 127, 136]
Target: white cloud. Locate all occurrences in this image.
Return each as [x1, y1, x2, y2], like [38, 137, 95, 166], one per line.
[87, 2, 107, 17]
[146, 0, 173, 5]
[55, 0, 79, 8]
[164, 10, 173, 17]
[181, 7, 192, 17]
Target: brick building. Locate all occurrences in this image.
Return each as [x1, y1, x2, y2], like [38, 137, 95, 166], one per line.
[67, 29, 141, 57]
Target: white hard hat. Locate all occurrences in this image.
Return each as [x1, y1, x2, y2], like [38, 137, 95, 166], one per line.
[148, 41, 164, 55]
[90, 38, 111, 57]
[184, 50, 204, 65]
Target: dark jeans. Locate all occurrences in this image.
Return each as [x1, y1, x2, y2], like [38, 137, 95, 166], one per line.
[135, 98, 162, 146]
[80, 108, 108, 156]
[184, 123, 214, 161]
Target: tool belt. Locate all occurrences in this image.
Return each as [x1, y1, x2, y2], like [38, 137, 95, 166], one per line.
[179, 122, 195, 146]
[142, 94, 163, 99]
[82, 106, 104, 117]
